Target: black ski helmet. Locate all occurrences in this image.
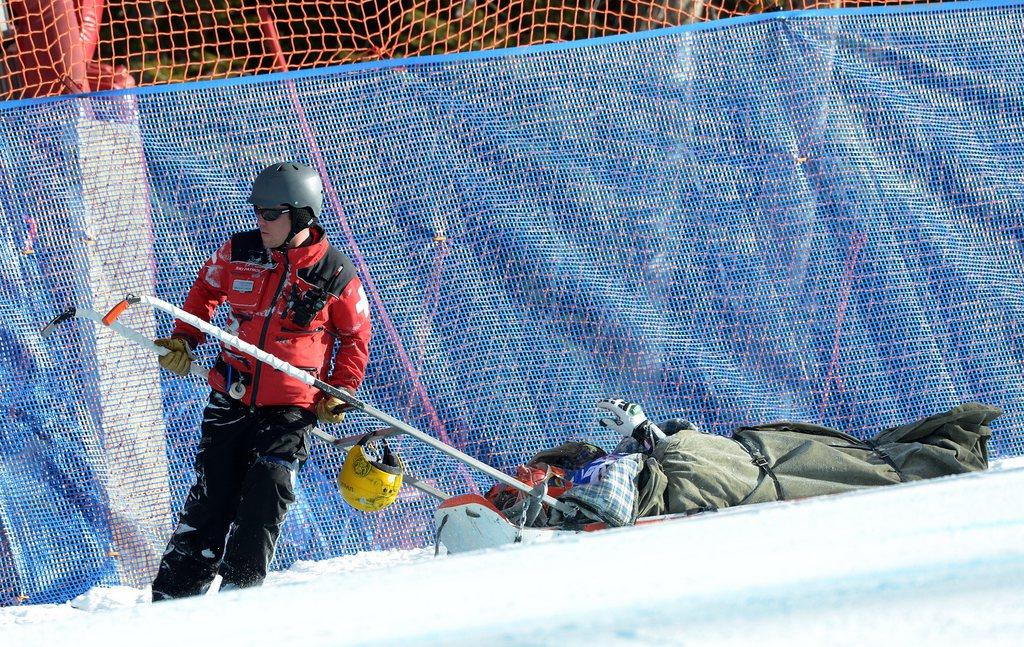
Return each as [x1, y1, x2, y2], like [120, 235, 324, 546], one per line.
[248, 161, 324, 236]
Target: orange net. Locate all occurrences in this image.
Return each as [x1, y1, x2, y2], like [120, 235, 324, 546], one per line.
[3, 0, 930, 100]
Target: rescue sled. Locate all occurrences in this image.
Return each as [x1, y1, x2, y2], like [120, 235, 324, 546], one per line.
[433, 493, 700, 554]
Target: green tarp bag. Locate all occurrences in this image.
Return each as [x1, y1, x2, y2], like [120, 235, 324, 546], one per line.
[638, 402, 999, 517]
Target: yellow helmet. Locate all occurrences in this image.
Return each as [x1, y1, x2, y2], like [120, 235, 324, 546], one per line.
[339, 435, 404, 512]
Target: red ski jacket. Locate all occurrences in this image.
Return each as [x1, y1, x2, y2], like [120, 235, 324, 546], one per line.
[172, 228, 371, 410]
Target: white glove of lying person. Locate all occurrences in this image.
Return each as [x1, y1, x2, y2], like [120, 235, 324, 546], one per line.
[596, 398, 667, 453]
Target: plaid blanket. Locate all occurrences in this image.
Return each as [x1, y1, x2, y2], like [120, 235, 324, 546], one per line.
[557, 453, 644, 527]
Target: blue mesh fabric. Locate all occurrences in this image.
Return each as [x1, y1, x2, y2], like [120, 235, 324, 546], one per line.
[1, 0, 1023, 605]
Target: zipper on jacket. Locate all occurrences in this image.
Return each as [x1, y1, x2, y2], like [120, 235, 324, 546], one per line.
[249, 253, 290, 411]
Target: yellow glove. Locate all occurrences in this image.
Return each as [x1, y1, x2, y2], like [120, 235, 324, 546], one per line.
[316, 394, 350, 425]
[154, 337, 193, 377]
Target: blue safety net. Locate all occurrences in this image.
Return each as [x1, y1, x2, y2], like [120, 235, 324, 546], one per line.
[1, 0, 1023, 605]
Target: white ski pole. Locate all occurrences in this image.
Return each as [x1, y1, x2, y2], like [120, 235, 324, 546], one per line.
[103, 293, 570, 513]
[43, 304, 451, 502]
[42, 305, 210, 380]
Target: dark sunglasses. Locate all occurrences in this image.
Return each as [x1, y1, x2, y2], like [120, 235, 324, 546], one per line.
[254, 206, 290, 222]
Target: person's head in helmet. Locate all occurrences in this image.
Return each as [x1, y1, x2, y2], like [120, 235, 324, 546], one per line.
[249, 161, 324, 249]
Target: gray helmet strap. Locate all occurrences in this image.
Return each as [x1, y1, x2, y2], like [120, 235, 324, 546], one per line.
[278, 207, 315, 248]
[273, 208, 318, 250]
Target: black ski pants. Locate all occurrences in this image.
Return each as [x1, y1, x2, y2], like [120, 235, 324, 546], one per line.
[152, 390, 314, 601]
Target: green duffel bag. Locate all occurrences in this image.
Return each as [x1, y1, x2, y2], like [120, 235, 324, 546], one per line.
[638, 402, 999, 517]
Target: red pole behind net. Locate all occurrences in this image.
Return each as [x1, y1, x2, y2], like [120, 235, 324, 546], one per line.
[10, 0, 89, 97]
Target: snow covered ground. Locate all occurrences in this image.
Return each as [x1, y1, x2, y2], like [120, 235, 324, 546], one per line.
[4, 457, 1024, 646]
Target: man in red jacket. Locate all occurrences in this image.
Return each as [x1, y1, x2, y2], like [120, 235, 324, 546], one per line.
[150, 161, 371, 600]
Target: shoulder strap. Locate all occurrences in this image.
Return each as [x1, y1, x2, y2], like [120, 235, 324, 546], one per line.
[297, 246, 357, 296]
[863, 439, 908, 483]
[730, 432, 785, 501]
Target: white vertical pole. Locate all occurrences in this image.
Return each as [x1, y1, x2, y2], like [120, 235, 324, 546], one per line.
[77, 108, 170, 586]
